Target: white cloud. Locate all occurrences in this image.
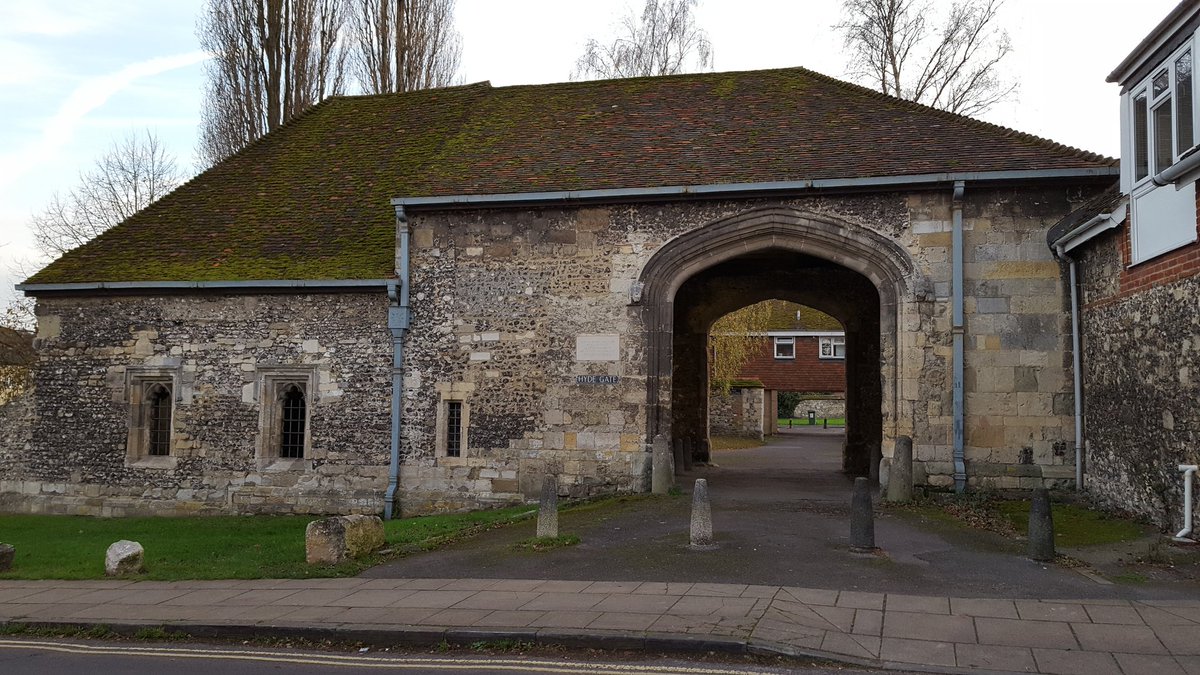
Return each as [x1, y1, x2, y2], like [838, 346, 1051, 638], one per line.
[0, 2, 127, 38]
[0, 51, 210, 191]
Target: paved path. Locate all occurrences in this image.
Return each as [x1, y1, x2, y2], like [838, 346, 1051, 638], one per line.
[367, 431, 1192, 600]
[1, 577, 1198, 674]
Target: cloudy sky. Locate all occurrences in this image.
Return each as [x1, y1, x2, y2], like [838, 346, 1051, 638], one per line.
[0, 0, 1182, 305]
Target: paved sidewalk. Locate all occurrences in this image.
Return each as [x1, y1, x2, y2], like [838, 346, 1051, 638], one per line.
[2, 577, 1198, 674]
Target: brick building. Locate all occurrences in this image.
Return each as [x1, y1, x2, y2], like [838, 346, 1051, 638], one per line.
[2, 65, 1117, 517]
[1048, 1, 1200, 529]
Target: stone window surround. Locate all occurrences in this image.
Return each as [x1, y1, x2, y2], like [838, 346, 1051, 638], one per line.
[125, 366, 181, 470]
[434, 382, 474, 466]
[256, 366, 317, 472]
[773, 336, 795, 359]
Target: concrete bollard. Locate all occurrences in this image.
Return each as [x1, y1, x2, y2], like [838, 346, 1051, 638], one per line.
[850, 477, 876, 551]
[1028, 487, 1055, 561]
[682, 438, 695, 472]
[689, 479, 718, 550]
[651, 434, 674, 494]
[0, 543, 13, 572]
[537, 475, 559, 538]
[886, 436, 913, 503]
[698, 437, 711, 464]
[672, 438, 686, 476]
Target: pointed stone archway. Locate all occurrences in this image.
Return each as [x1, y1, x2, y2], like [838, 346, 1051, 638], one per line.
[638, 207, 923, 476]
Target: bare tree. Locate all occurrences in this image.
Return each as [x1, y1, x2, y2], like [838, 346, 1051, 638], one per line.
[837, 0, 1015, 116]
[31, 130, 181, 259]
[197, 0, 348, 166]
[573, 0, 713, 80]
[347, 0, 462, 94]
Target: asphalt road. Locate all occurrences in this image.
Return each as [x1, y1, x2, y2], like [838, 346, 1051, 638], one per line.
[366, 430, 1194, 601]
[0, 639, 889, 674]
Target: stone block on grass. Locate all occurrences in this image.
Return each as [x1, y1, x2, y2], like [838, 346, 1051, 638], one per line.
[306, 514, 385, 565]
[105, 540, 145, 576]
[0, 543, 14, 572]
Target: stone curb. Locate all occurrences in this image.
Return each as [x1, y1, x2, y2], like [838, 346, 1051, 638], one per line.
[0, 618, 1021, 675]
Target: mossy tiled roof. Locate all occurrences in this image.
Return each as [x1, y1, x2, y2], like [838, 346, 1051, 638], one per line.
[27, 66, 1116, 285]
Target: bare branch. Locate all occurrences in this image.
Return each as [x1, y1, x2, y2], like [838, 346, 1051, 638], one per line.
[197, 0, 348, 166]
[30, 130, 181, 259]
[573, 0, 713, 80]
[347, 0, 462, 94]
[837, 0, 1015, 116]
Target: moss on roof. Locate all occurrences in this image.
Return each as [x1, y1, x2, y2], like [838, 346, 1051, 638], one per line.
[27, 67, 1116, 285]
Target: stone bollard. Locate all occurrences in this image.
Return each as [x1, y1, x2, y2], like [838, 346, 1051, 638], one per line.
[1028, 487, 1056, 561]
[698, 437, 712, 464]
[878, 457, 892, 494]
[850, 477, 876, 551]
[105, 540, 145, 576]
[652, 434, 674, 494]
[537, 475, 559, 538]
[672, 438, 686, 476]
[688, 479, 718, 550]
[886, 436, 914, 503]
[682, 438, 695, 472]
[0, 543, 14, 572]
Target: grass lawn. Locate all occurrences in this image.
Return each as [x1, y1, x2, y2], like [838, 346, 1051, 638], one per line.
[777, 417, 845, 427]
[0, 505, 535, 581]
[996, 500, 1147, 548]
[894, 495, 1148, 549]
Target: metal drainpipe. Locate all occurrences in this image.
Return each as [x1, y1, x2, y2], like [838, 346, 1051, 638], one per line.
[952, 180, 967, 493]
[384, 207, 412, 520]
[1063, 250, 1085, 491]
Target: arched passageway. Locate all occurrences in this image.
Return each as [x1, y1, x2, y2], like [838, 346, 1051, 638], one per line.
[638, 207, 917, 478]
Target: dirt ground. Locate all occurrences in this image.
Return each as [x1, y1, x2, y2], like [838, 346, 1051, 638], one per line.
[366, 430, 1200, 600]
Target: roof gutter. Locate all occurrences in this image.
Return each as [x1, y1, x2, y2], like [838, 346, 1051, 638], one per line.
[16, 279, 394, 295]
[1048, 203, 1128, 254]
[1153, 145, 1200, 187]
[390, 168, 1118, 210]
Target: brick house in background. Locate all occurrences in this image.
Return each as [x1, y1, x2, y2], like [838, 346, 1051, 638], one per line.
[1049, 0, 1200, 530]
[709, 302, 847, 438]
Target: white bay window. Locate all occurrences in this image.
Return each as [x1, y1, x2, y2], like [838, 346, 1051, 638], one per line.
[1127, 38, 1199, 264]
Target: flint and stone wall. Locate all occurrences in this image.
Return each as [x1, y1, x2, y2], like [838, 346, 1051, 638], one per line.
[708, 386, 766, 439]
[1076, 224, 1200, 528]
[792, 396, 846, 420]
[1, 293, 391, 516]
[4, 187, 1097, 517]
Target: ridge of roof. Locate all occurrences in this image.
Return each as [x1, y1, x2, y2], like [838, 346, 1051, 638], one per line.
[24, 66, 1118, 287]
[477, 65, 1115, 168]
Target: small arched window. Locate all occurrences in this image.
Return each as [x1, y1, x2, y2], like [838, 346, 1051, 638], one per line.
[279, 384, 306, 459]
[147, 384, 172, 456]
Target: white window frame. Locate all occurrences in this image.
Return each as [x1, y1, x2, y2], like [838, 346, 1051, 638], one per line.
[773, 336, 795, 360]
[1126, 34, 1200, 264]
[819, 336, 846, 360]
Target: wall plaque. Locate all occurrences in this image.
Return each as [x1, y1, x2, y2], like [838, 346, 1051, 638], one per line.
[575, 333, 619, 361]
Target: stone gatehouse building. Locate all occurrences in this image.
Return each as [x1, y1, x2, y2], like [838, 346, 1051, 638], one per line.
[1, 66, 1119, 517]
